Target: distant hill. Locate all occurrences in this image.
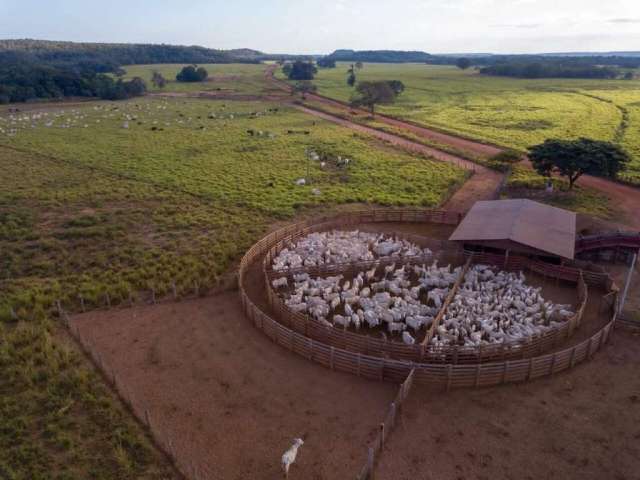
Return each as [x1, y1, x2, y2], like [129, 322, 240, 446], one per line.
[539, 51, 640, 58]
[326, 49, 435, 63]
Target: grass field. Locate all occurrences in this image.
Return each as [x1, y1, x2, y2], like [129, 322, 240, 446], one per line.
[281, 63, 640, 184]
[0, 98, 466, 317]
[0, 320, 177, 480]
[122, 63, 270, 95]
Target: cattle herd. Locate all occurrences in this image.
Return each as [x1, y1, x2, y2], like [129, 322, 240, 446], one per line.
[271, 230, 575, 348]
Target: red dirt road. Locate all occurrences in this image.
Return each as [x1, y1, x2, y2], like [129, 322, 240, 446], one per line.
[577, 175, 640, 230]
[69, 294, 396, 480]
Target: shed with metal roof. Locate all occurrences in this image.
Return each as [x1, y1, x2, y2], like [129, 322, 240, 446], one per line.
[449, 199, 576, 260]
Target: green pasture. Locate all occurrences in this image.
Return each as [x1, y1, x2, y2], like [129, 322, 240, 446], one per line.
[122, 63, 271, 95]
[282, 63, 640, 184]
[0, 321, 176, 480]
[0, 97, 466, 317]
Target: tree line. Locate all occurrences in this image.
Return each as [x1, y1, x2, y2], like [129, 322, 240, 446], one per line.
[0, 64, 147, 104]
[478, 63, 622, 79]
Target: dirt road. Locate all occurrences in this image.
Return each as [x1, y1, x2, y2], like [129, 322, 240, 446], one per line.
[577, 175, 640, 230]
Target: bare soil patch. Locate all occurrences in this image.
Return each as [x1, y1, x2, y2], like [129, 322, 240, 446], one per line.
[375, 329, 640, 480]
[69, 293, 396, 480]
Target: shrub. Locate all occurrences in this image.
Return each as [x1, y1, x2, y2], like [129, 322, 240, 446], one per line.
[176, 65, 208, 82]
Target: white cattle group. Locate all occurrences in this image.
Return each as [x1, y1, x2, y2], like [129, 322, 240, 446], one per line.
[431, 264, 574, 348]
[273, 260, 462, 345]
[0, 99, 277, 139]
[271, 230, 576, 349]
[271, 230, 433, 271]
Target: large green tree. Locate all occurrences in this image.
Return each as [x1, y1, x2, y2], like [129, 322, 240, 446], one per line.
[287, 61, 317, 80]
[528, 138, 630, 189]
[350, 81, 401, 114]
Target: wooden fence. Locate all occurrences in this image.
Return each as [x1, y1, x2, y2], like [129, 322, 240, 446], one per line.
[258, 209, 604, 364]
[239, 207, 619, 388]
[356, 369, 415, 480]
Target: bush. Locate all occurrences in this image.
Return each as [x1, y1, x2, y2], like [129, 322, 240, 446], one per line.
[176, 65, 208, 82]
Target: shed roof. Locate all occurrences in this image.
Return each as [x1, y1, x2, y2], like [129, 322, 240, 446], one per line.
[449, 199, 576, 259]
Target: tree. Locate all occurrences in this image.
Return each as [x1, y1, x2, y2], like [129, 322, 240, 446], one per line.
[151, 71, 167, 88]
[351, 81, 400, 114]
[386, 80, 405, 95]
[176, 65, 208, 82]
[317, 57, 336, 68]
[282, 63, 293, 76]
[355, 61, 363, 70]
[528, 138, 630, 189]
[288, 61, 317, 80]
[456, 58, 472, 70]
[623, 71, 635, 80]
[347, 64, 356, 87]
[347, 71, 356, 87]
[292, 81, 317, 99]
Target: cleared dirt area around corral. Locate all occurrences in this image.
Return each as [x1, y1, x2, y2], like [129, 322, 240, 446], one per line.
[375, 330, 640, 480]
[69, 293, 396, 480]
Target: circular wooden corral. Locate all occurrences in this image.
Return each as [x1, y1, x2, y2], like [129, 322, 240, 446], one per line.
[261, 209, 612, 364]
[239, 209, 619, 388]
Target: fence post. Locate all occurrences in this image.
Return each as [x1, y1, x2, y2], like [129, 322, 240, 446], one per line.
[330, 347, 335, 370]
[368, 446, 375, 480]
[380, 423, 386, 449]
[446, 364, 453, 391]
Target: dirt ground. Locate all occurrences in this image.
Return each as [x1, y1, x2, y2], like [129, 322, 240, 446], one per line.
[376, 329, 640, 480]
[69, 293, 397, 480]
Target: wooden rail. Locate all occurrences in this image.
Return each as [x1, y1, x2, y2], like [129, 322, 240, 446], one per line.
[259, 210, 600, 364]
[422, 256, 473, 347]
[356, 369, 416, 480]
[238, 207, 618, 389]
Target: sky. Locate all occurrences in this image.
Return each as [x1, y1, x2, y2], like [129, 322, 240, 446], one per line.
[1, 0, 640, 54]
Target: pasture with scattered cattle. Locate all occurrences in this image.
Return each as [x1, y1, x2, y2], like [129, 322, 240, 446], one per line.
[290, 63, 640, 184]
